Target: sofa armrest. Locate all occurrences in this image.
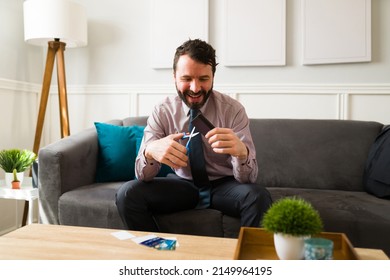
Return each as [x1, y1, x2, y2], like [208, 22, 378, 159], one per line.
[38, 127, 98, 224]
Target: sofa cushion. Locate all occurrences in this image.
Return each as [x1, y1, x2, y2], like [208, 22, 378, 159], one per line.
[251, 119, 383, 192]
[95, 122, 145, 182]
[59, 182, 126, 230]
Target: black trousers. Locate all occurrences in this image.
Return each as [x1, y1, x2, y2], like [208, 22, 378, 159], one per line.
[115, 175, 272, 232]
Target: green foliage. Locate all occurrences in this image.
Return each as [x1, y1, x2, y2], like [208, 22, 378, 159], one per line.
[261, 197, 323, 236]
[0, 149, 37, 172]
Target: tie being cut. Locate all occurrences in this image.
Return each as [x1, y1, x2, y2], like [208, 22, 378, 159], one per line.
[189, 108, 211, 209]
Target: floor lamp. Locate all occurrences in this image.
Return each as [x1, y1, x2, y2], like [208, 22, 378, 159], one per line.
[23, 0, 88, 156]
[22, 0, 87, 226]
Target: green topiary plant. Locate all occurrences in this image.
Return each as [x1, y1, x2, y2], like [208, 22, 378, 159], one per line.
[0, 149, 37, 173]
[261, 196, 323, 237]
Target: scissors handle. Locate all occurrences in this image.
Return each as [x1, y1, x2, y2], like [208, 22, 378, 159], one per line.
[181, 132, 199, 139]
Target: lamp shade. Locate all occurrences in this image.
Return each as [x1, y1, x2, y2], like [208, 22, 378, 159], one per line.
[23, 0, 87, 48]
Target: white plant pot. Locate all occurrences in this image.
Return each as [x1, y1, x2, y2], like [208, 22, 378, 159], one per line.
[274, 233, 310, 260]
[5, 172, 24, 188]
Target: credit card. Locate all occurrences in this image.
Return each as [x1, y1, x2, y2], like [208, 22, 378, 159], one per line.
[138, 235, 177, 250]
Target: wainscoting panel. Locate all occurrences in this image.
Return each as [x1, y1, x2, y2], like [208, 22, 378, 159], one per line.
[43, 84, 390, 145]
[0, 79, 39, 149]
[346, 93, 390, 124]
[2, 81, 390, 148]
[48, 93, 133, 142]
[137, 92, 176, 116]
[237, 93, 341, 119]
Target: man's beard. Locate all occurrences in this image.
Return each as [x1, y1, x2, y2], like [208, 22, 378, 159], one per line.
[176, 86, 213, 110]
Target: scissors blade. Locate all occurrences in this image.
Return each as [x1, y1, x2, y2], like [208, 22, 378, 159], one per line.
[185, 127, 196, 150]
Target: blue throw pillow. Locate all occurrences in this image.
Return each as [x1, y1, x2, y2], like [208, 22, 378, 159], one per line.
[95, 122, 145, 182]
[95, 122, 173, 182]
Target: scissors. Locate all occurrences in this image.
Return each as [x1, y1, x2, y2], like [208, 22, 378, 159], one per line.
[181, 129, 199, 139]
[184, 127, 198, 153]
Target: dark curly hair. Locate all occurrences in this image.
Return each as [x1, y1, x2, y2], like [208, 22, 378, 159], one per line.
[173, 39, 218, 75]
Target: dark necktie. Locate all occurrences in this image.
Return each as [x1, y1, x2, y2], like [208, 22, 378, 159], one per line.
[189, 108, 211, 209]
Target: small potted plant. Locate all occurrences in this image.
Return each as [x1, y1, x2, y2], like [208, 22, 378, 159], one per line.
[0, 149, 36, 187]
[11, 168, 21, 189]
[261, 196, 323, 260]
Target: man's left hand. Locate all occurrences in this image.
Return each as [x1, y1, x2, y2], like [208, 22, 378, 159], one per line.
[205, 128, 248, 159]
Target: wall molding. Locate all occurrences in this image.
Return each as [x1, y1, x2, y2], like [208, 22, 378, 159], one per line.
[3, 79, 389, 120]
[0, 78, 40, 94]
[4, 79, 387, 146]
[63, 83, 390, 123]
[216, 83, 390, 94]
[2, 79, 388, 96]
[63, 83, 390, 95]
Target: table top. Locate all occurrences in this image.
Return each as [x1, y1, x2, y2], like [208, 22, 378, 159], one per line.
[0, 224, 387, 260]
[0, 177, 38, 200]
[0, 224, 237, 260]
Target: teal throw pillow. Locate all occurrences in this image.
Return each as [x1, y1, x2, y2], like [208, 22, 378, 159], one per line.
[95, 122, 173, 182]
[95, 122, 144, 182]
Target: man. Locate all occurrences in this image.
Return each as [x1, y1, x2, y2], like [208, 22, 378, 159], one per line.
[116, 39, 272, 232]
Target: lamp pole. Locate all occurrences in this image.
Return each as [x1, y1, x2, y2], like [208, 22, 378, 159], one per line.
[32, 39, 70, 156]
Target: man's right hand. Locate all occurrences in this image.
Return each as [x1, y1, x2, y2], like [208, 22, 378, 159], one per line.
[144, 133, 188, 169]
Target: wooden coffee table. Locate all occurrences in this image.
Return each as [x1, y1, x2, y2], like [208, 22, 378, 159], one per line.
[0, 224, 387, 260]
[0, 224, 236, 260]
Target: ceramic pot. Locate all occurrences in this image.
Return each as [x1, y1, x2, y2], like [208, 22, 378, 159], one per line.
[274, 233, 310, 260]
[11, 181, 21, 189]
[5, 172, 24, 188]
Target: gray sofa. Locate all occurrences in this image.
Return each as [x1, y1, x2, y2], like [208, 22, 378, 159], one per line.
[38, 117, 390, 255]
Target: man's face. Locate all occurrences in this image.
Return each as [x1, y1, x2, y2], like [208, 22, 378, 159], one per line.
[174, 54, 214, 109]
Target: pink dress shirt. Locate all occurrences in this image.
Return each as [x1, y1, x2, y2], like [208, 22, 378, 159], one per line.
[135, 90, 258, 184]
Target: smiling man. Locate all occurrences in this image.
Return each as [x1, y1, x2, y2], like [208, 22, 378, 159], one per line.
[116, 39, 272, 232]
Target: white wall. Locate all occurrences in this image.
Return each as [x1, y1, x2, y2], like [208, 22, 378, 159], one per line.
[2, 0, 390, 141]
[0, 1, 43, 82]
[0, 0, 42, 149]
[63, 0, 390, 85]
[1, 0, 390, 232]
[52, 0, 390, 141]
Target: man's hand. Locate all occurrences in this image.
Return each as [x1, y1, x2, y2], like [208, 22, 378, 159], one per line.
[144, 133, 188, 169]
[205, 128, 248, 159]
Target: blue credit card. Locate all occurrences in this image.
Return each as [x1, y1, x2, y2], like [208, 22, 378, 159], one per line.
[140, 237, 176, 250]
